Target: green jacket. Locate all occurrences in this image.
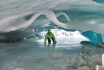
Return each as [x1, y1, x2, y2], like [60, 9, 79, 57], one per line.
[44, 32, 56, 43]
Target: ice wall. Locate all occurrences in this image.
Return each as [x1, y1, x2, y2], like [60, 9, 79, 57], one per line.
[0, 26, 36, 43]
[82, 30, 103, 44]
[0, 0, 104, 43]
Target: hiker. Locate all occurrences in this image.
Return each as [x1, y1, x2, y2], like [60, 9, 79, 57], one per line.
[44, 29, 57, 44]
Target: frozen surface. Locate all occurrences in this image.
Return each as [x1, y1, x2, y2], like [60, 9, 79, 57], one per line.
[0, 39, 83, 70]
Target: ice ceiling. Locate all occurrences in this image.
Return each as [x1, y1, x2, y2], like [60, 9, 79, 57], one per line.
[0, 0, 104, 42]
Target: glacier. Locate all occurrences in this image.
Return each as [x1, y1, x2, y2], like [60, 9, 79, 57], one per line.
[0, 0, 104, 43]
[0, 0, 104, 70]
[82, 30, 103, 44]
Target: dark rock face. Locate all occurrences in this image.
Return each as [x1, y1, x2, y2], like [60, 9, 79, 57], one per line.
[0, 26, 36, 43]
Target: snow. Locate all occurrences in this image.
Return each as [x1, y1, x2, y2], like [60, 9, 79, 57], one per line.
[35, 29, 89, 45]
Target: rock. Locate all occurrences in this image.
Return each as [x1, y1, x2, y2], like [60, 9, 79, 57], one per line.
[76, 66, 89, 70]
[75, 56, 87, 68]
[89, 50, 98, 55]
[72, 62, 78, 69]
[77, 58, 87, 67]
[35, 34, 41, 37]
[66, 57, 76, 67]
[54, 64, 67, 70]
[98, 48, 104, 54]
[14, 68, 24, 70]
[53, 52, 64, 59]
[96, 44, 104, 48]
[79, 53, 83, 57]
[59, 66, 67, 70]
[83, 55, 89, 60]
[72, 56, 87, 68]
[87, 54, 102, 67]
[90, 66, 96, 70]
[82, 46, 91, 55]
[67, 67, 75, 70]
[82, 46, 99, 56]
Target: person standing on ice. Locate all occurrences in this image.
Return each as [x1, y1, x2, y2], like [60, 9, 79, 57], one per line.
[44, 29, 57, 44]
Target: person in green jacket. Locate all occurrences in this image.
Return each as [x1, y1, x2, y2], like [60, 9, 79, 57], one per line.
[44, 29, 57, 44]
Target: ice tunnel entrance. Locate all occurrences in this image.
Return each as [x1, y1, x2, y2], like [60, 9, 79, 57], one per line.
[34, 29, 103, 46]
[34, 29, 89, 45]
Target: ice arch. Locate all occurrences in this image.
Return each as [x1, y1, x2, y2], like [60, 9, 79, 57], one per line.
[0, 11, 69, 33]
[0, 10, 70, 42]
[2, 10, 104, 35]
[18, 11, 69, 30]
[31, 12, 70, 26]
[43, 11, 68, 28]
[55, 12, 70, 23]
[0, 10, 104, 44]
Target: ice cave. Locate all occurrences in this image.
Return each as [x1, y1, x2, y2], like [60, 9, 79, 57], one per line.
[0, 0, 104, 70]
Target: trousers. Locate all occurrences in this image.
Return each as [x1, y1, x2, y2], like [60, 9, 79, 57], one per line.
[48, 38, 55, 43]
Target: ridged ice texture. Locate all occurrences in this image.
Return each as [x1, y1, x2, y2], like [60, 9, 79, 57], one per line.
[0, 0, 104, 43]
